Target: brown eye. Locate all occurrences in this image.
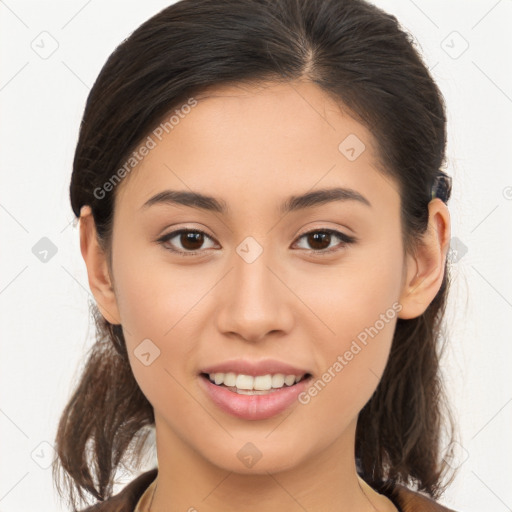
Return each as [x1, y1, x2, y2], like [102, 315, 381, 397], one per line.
[305, 231, 332, 250]
[294, 229, 357, 255]
[157, 229, 216, 256]
[157, 227, 356, 258]
[179, 231, 205, 251]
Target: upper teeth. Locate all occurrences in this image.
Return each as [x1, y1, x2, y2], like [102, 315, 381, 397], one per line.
[208, 373, 305, 390]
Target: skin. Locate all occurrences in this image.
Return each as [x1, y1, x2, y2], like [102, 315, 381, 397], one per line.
[80, 80, 450, 512]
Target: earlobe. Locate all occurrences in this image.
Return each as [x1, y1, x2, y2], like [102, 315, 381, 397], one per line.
[79, 206, 122, 325]
[398, 198, 451, 320]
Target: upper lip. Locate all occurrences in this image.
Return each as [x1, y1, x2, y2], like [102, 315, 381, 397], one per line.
[200, 359, 312, 377]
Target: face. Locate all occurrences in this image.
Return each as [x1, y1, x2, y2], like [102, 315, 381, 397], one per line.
[104, 80, 412, 474]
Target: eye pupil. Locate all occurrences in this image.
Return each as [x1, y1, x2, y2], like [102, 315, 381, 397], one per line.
[181, 231, 204, 250]
[308, 232, 331, 250]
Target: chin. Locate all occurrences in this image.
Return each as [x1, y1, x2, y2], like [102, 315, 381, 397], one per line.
[198, 437, 309, 476]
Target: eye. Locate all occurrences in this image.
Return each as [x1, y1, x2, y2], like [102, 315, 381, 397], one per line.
[157, 227, 357, 257]
[293, 228, 357, 256]
[157, 229, 217, 257]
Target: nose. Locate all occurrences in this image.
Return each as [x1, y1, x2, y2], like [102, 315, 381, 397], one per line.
[215, 247, 294, 344]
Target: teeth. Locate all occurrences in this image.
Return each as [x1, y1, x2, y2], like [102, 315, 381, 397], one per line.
[224, 372, 236, 387]
[284, 375, 296, 386]
[236, 374, 255, 390]
[207, 372, 306, 391]
[271, 374, 285, 388]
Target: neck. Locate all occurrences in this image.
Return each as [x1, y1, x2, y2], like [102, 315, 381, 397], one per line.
[148, 415, 397, 512]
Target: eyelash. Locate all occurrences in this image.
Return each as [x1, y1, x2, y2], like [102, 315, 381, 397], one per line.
[156, 228, 357, 257]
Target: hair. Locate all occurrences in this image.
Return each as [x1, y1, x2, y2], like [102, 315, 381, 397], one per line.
[53, 0, 457, 509]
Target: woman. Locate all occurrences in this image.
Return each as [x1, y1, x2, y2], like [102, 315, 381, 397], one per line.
[53, 0, 459, 510]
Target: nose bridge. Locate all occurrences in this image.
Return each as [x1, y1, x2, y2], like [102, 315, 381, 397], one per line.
[216, 235, 292, 341]
[234, 239, 274, 301]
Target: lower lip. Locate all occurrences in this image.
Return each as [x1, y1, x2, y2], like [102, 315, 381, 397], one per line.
[199, 374, 311, 420]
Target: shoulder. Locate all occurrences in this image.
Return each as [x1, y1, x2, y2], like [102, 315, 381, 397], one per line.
[79, 468, 158, 512]
[392, 483, 458, 512]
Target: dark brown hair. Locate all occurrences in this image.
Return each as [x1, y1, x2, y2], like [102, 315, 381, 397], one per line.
[53, 0, 456, 509]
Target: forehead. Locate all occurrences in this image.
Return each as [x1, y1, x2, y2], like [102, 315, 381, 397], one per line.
[114, 80, 398, 216]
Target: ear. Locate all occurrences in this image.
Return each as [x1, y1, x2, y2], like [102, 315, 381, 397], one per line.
[79, 205, 122, 325]
[398, 198, 451, 320]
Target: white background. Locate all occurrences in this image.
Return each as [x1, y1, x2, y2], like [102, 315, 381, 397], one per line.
[1, 1, 511, 511]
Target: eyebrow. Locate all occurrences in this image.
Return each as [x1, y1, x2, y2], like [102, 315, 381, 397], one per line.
[140, 187, 372, 215]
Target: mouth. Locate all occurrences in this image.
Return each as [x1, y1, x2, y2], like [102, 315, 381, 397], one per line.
[200, 372, 313, 395]
[198, 371, 313, 420]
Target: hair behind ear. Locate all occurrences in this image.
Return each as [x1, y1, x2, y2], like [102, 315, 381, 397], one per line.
[355, 268, 456, 498]
[52, 304, 154, 510]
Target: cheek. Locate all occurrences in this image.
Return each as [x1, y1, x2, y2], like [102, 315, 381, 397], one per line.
[112, 237, 208, 340]
[110, 242, 205, 394]
[296, 243, 403, 412]
[299, 240, 402, 345]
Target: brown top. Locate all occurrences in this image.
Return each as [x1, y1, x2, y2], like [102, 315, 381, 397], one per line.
[79, 468, 458, 512]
